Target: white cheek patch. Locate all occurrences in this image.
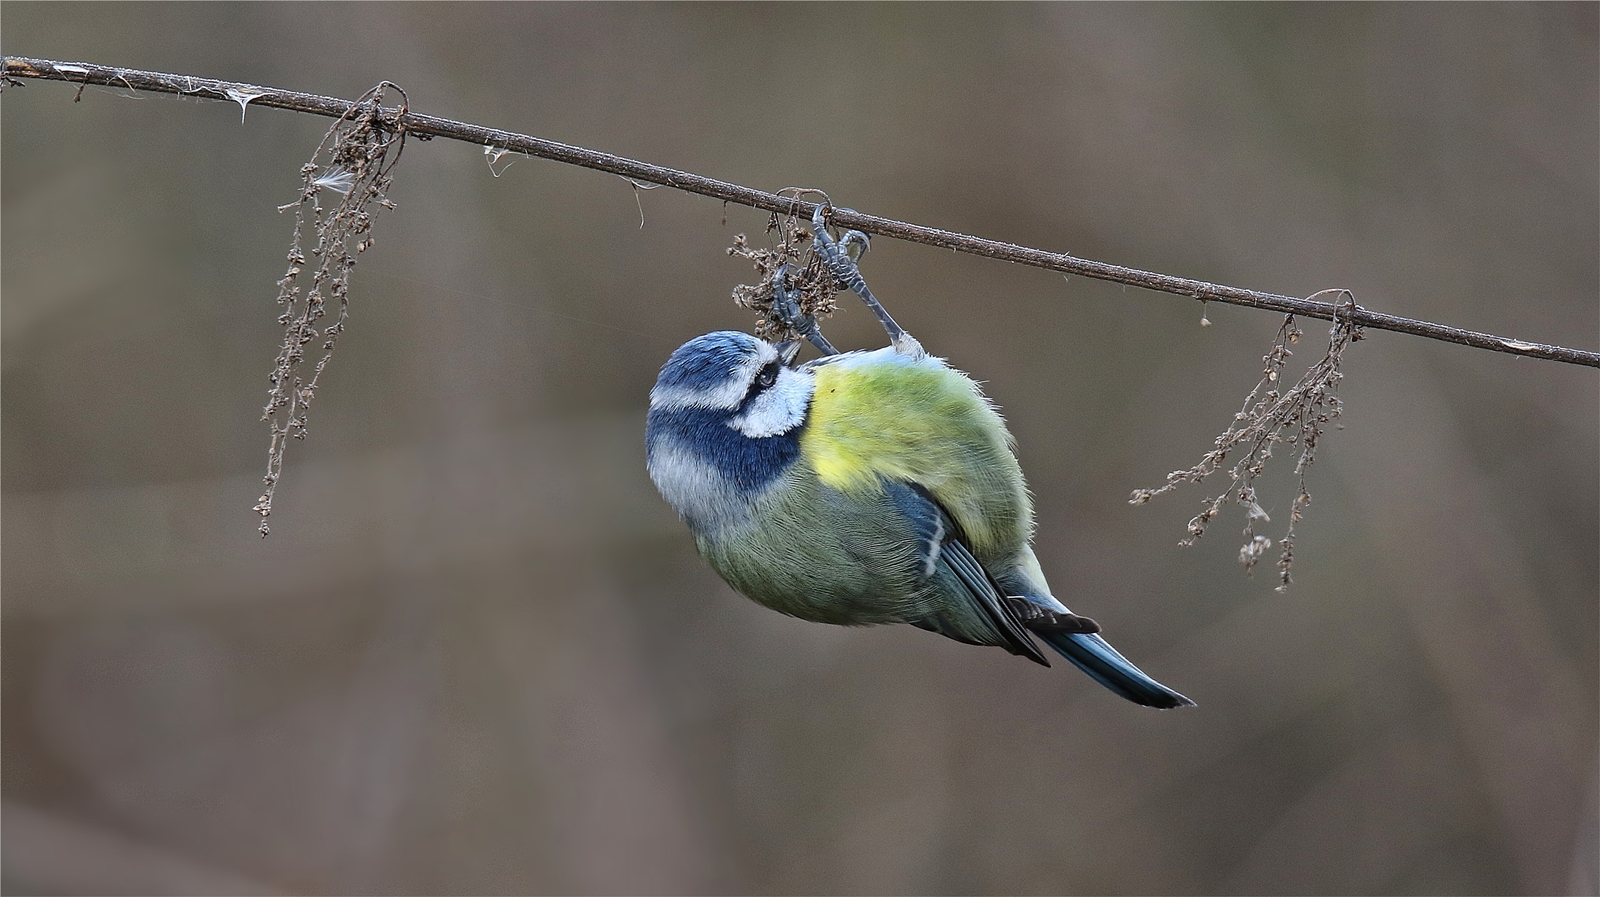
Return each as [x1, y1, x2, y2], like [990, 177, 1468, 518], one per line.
[650, 378, 747, 412]
[728, 368, 813, 438]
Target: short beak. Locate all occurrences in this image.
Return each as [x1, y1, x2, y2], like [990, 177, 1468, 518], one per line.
[775, 340, 802, 365]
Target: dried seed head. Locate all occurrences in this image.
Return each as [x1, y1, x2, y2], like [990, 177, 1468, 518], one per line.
[1131, 307, 1358, 589]
[258, 80, 408, 535]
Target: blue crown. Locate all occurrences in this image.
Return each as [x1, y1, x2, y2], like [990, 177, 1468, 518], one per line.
[656, 331, 764, 393]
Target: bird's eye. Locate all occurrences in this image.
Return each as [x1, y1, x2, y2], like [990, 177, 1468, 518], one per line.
[753, 361, 780, 392]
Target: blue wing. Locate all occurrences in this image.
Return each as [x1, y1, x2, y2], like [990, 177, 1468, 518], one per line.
[881, 482, 1051, 666]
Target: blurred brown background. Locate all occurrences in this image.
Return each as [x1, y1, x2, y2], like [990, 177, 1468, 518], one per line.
[4, 4, 1596, 895]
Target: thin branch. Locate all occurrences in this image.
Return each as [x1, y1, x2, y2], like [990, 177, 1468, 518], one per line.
[6, 55, 1597, 369]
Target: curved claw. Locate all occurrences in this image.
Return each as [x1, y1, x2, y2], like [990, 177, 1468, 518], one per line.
[839, 229, 870, 262]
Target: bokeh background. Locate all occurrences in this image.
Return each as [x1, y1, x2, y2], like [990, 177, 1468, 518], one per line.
[4, 4, 1596, 895]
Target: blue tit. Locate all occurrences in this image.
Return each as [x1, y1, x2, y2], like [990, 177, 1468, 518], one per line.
[645, 330, 1193, 708]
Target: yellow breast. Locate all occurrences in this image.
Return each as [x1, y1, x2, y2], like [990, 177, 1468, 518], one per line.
[798, 352, 1031, 555]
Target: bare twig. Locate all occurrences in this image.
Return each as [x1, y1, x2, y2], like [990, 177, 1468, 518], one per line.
[6, 55, 1597, 369]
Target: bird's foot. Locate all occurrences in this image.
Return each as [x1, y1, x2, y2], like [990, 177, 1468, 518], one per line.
[812, 204, 924, 358]
[773, 263, 837, 356]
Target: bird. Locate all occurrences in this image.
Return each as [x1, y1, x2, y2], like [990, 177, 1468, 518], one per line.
[644, 329, 1194, 709]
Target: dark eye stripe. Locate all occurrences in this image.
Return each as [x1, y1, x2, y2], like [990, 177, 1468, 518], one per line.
[750, 361, 780, 394]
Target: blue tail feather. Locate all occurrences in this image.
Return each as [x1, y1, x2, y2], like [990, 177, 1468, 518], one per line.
[1035, 629, 1195, 709]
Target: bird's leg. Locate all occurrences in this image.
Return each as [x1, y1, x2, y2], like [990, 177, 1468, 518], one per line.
[773, 263, 838, 356]
[812, 204, 924, 358]
[1005, 596, 1102, 634]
